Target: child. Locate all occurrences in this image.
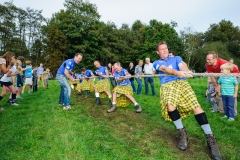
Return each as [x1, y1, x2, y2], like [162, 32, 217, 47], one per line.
[206, 77, 218, 112]
[32, 66, 38, 92]
[218, 63, 238, 121]
[42, 68, 50, 89]
[21, 61, 33, 94]
[0, 57, 19, 106]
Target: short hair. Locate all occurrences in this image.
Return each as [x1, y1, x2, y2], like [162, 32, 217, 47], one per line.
[80, 68, 86, 72]
[220, 63, 233, 71]
[169, 51, 175, 56]
[229, 58, 234, 61]
[25, 60, 31, 65]
[156, 41, 167, 51]
[207, 51, 218, 59]
[75, 53, 83, 57]
[17, 56, 25, 63]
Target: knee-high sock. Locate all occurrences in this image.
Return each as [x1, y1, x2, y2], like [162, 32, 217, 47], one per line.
[168, 109, 184, 129]
[195, 112, 212, 134]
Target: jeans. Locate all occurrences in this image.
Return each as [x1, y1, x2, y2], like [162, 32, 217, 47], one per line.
[222, 95, 235, 118]
[130, 79, 136, 93]
[144, 77, 156, 96]
[135, 78, 142, 95]
[56, 74, 71, 107]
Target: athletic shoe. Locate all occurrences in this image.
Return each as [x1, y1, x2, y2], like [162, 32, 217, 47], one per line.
[221, 115, 228, 119]
[6, 99, 12, 103]
[228, 118, 235, 121]
[0, 106, 4, 110]
[11, 103, 19, 106]
[63, 106, 71, 110]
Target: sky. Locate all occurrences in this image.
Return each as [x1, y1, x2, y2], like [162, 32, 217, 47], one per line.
[7, 0, 240, 33]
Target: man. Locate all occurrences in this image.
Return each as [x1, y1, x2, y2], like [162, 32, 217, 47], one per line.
[78, 68, 95, 98]
[94, 61, 112, 106]
[107, 63, 142, 113]
[56, 53, 83, 110]
[206, 52, 239, 115]
[143, 58, 156, 96]
[37, 63, 44, 87]
[153, 41, 222, 160]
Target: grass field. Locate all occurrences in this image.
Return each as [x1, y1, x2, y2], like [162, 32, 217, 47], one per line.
[0, 78, 240, 160]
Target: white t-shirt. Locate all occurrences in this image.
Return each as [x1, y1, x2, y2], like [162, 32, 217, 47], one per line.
[0, 65, 16, 82]
[143, 63, 155, 74]
[0, 58, 6, 76]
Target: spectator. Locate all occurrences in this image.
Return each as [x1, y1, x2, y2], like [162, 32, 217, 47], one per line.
[206, 51, 239, 116]
[37, 63, 44, 87]
[206, 77, 218, 112]
[135, 60, 143, 95]
[127, 62, 136, 93]
[143, 58, 156, 96]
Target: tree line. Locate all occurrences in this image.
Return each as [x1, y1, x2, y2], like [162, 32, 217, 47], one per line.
[1, 0, 240, 75]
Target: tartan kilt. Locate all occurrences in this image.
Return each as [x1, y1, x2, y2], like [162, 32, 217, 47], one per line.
[76, 79, 94, 92]
[95, 79, 110, 98]
[160, 80, 200, 122]
[113, 85, 133, 107]
[70, 81, 78, 90]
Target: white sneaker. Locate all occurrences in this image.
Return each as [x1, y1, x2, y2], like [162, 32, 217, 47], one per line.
[63, 106, 71, 110]
[11, 103, 19, 106]
[0, 106, 4, 110]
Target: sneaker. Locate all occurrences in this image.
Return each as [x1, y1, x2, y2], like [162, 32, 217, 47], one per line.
[63, 106, 71, 110]
[228, 118, 235, 121]
[221, 115, 228, 119]
[11, 103, 19, 106]
[0, 106, 4, 111]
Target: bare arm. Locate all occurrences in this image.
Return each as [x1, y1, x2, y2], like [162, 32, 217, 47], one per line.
[1, 64, 11, 74]
[159, 65, 192, 78]
[233, 84, 238, 98]
[64, 70, 75, 82]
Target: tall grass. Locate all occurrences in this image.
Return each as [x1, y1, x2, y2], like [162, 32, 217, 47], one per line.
[0, 78, 239, 160]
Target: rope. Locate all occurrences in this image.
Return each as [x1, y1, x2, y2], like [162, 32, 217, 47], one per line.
[76, 73, 240, 80]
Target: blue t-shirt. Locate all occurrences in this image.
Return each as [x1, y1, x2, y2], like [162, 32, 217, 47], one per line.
[85, 70, 93, 77]
[114, 68, 131, 86]
[57, 59, 76, 75]
[153, 56, 186, 84]
[76, 73, 84, 83]
[95, 66, 108, 80]
[25, 65, 32, 77]
[218, 76, 238, 96]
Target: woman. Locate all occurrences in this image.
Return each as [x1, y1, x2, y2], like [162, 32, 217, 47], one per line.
[127, 62, 136, 93]
[135, 60, 143, 95]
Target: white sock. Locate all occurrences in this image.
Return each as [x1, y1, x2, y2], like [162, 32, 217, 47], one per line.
[95, 93, 100, 97]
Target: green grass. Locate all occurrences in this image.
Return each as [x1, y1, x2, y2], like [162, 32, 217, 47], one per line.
[0, 78, 240, 160]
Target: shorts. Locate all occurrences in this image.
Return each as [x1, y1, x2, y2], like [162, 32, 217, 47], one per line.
[25, 77, 32, 85]
[17, 75, 23, 87]
[1, 81, 13, 87]
[160, 80, 200, 121]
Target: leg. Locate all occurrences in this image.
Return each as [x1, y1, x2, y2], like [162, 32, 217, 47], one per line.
[125, 94, 142, 113]
[107, 92, 117, 113]
[193, 106, 222, 160]
[216, 94, 224, 113]
[234, 98, 237, 116]
[228, 96, 235, 120]
[130, 80, 136, 93]
[144, 77, 148, 95]
[136, 78, 142, 95]
[221, 96, 229, 117]
[94, 88, 101, 106]
[149, 77, 156, 96]
[105, 90, 112, 106]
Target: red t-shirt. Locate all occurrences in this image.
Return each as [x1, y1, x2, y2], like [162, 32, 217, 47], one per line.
[206, 58, 239, 73]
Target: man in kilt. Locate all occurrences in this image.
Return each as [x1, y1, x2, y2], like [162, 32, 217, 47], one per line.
[77, 68, 94, 98]
[94, 61, 112, 106]
[153, 41, 222, 160]
[107, 63, 142, 113]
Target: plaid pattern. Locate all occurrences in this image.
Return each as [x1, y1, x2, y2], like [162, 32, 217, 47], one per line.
[76, 79, 94, 92]
[95, 79, 110, 98]
[160, 80, 200, 121]
[113, 85, 133, 107]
